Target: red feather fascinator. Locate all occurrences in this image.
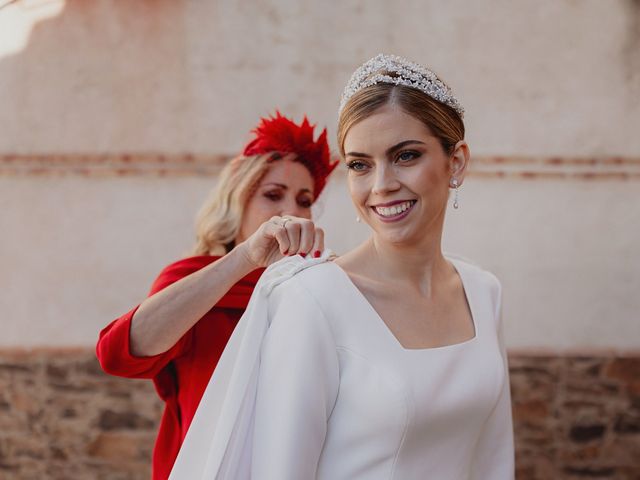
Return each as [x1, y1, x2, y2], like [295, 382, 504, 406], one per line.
[243, 112, 338, 198]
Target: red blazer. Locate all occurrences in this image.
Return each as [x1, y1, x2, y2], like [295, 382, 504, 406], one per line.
[96, 256, 264, 480]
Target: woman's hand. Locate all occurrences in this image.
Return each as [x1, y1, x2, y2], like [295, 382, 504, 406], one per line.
[236, 216, 325, 268]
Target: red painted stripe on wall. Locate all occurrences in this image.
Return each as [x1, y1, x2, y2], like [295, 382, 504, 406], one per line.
[1, 154, 640, 180]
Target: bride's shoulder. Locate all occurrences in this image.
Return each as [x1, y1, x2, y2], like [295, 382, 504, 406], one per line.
[260, 250, 340, 297]
[445, 253, 502, 296]
[261, 253, 342, 334]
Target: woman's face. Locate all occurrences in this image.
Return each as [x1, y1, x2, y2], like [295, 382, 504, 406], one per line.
[236, 155, 315, 243]
[343, 105, 467, 247]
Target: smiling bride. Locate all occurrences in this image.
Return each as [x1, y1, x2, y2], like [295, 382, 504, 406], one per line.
[169, 54, 515, 480]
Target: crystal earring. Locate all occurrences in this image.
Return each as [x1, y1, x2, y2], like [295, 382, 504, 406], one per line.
[451, 178, 460, 209]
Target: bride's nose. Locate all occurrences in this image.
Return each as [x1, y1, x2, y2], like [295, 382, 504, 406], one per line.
[371, 164, 401, 195]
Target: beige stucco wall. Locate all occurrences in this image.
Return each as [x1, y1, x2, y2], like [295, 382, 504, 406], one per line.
[1, 0, 639, 351]
[1, 0, 639, 155]
[2, 172, 638, 351]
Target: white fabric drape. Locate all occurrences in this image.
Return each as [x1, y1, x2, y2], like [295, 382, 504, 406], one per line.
[169, 252, 334, 480]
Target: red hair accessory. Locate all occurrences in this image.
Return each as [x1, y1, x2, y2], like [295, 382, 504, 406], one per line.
[243, 111, 338, 198]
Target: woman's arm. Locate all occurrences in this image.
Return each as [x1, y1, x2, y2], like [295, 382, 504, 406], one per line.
[130, 216, 325, 356]
[129, 245, 255, 356]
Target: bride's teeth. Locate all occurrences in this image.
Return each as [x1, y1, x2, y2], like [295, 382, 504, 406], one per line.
[375, 201, 413, 217]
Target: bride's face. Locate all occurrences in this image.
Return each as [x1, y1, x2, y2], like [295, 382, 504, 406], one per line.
[343, 105, 464, 247]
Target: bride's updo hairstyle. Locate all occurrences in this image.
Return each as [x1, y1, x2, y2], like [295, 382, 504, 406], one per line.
[337, 54, 465, 158]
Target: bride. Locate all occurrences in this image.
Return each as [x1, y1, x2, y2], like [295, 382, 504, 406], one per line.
[170, 54, 515, 480]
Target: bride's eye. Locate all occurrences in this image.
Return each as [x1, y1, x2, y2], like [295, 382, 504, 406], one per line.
[397, 150, 420, 162]
[346, 160, 368, 171]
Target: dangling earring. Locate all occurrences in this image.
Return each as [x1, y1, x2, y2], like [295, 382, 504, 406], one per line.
[356, 216, 361, 223]
[451, 178, 460, 209]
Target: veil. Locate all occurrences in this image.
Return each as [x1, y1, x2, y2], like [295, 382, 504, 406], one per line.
[169, 251, 334, 479]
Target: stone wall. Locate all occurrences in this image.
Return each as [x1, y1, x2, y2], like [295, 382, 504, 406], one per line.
[0, 350, 161, 480]
[1, 350, 638, 479]
[510, 355, 640, 479]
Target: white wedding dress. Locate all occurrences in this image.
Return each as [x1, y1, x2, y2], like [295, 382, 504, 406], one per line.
[169, 252, 514, 479]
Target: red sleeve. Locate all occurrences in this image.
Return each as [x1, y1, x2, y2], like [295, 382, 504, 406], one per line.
[95, 258, 214, 379]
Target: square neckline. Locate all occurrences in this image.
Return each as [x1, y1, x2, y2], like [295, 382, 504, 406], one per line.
[328, 257, 478, 352]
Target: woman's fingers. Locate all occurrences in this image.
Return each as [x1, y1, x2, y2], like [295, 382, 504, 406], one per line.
[271, 220, 291, 255]
[269, 216, 323, 257]
[246, 216, 325, 261]
[311, 227, 324, 258]
[283, 219, 302, 254]
[296, 219, 315, 255]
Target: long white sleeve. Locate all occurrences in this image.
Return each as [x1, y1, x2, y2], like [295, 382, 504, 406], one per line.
[470, 278, 515, 479]
[168, 253, 335, 480]
[251, 278, 339, 480]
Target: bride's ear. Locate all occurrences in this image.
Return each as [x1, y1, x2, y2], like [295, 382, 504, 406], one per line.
[449, 140, 470, 185]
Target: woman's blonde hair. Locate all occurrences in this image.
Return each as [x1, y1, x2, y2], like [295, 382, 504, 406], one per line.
[192, 152, 280, 255]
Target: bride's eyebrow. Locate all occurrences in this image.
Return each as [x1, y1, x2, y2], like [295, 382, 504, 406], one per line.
[386, 140, 426, 156]
[345, 151, 371, 159]
[346, 140, 426, 158]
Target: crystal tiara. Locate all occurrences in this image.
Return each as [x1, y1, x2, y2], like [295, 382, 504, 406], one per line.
[339, 54, 464, 118]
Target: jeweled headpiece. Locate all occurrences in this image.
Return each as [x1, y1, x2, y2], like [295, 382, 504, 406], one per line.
[339, 54, 464, 118]
[243, 111, 338, 197]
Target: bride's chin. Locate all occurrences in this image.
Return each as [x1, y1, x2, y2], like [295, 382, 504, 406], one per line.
[373, 229, 415, 247]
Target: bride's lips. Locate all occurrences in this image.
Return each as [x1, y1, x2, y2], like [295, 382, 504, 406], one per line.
[370, 200, 417, 222]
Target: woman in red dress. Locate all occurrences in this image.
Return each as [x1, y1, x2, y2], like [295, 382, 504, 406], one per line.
[96, 112, 338, 480]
